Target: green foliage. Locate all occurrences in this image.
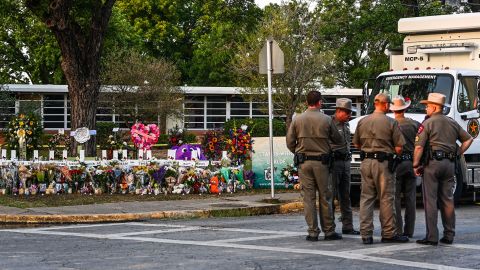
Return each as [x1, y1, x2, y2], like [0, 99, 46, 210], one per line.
[223, 118, 286, 137]
[234, 1, 334, 129]
[101, 49, 183, 130]
[96, 122, 118, 149]
[315, 0, 462, 88]
[116, 0, 262, 86]
[0, 1, 63, 84]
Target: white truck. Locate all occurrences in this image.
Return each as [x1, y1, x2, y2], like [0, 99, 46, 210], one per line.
[349, 13, 480, 202]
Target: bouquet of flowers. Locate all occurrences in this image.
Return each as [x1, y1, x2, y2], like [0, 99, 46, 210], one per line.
[130, 122, 160, 150]
[280, 164, 298, 187]
[168, 125, 185, 147]
[5, 113, 43, 158]
[226, 124, 253, 165]
[106, 135, 125, 150]
[48, 133, 71, 159]
[202, 129, 225, 160]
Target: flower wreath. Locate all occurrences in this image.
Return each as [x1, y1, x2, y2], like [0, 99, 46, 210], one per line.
[202, 129, 225, 160]
[130, 123, 160, 150]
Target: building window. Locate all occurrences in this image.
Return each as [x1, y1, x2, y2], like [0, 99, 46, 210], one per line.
[43, 94, 66, 129]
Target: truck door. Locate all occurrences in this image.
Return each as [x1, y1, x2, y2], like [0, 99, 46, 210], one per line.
[456, 76, 480, 149]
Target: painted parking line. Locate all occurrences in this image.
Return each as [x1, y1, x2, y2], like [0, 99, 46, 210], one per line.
[109, 227, 200, 237]
[2, 227, 478, 270]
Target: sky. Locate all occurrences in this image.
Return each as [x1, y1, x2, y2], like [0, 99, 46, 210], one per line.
[255, 0, 284, 8]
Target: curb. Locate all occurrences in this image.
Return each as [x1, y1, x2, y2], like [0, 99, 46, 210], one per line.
[0, 201, 304, 224]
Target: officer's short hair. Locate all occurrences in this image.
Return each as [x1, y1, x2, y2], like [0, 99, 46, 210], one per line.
[306, 91, 322, 106]
[374, 93, 390, 104]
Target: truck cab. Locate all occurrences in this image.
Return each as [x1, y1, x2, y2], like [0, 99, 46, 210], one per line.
[349, 13, 480, 200]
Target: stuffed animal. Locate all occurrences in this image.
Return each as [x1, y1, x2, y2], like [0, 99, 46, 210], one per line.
[171, 144, 207, 160]
[209, 175, 219, 194]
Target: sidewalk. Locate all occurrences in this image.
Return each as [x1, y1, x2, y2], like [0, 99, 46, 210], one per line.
[0, 193, 303, 224]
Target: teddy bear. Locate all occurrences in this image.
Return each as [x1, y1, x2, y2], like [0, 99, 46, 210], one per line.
[209, 175, 219, 194]
[172, 184, 185, 194]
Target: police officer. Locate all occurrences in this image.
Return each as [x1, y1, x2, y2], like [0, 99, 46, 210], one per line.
[330, 98, 360, 235]
[390, 95, 420, 238]
[287, 90, 344, 241]
[413, 93, 473, 245]
[353, 93, 409, 244]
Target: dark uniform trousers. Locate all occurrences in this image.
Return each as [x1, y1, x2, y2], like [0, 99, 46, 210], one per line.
[299, 160, 335, 237]
[360, 159, 396, 238]
[395, 160, 416, 236]
[332, 159, 353, 231]
[422, 159, 456, 242]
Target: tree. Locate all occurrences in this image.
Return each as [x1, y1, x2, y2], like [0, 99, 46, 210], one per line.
[315, 0, 463, 88]
[116, 0, 262, 86]
[25, 0, 116, 156]
[0, 0, 64, 84]
[101, 50, 184, 133]
[233, 1, 335, 129]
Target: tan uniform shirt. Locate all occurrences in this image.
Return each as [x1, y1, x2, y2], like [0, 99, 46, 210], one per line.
[330, 116, 350, 155]
[286, 108, 343, 155]
[415, 114, 471, 153]
[353, 112, 405, 154]
[397, 118, 420, 153]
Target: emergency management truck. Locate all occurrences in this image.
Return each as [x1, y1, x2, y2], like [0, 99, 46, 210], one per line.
[349, 13, 480, 201]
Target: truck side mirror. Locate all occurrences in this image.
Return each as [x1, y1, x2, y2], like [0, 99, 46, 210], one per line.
[362, 81, 370, 114]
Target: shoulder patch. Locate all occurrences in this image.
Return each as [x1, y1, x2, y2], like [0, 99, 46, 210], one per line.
[417, 124, 424, 135]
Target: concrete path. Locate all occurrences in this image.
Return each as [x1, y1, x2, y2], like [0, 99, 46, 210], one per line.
[0, 193, 303, 224]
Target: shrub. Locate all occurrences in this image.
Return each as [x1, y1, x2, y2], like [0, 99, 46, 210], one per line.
[223, 118, 286, 137]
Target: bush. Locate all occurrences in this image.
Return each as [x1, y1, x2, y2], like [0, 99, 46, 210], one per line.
[223, 118, 286, 137]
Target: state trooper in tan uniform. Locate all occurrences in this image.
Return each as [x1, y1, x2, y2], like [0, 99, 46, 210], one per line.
[287, 90, 344, 241]
[330, 98, 360, 235]
[390, 95, 420, 238]
[353, 93, 409, 244]
[413, 93, 473, 245]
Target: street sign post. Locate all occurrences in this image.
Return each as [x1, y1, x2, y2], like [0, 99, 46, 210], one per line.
[259, 38, 284, 199]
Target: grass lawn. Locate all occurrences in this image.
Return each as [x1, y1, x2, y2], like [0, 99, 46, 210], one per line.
[0, 189, 297, 209]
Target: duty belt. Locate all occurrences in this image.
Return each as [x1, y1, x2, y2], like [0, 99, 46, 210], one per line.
[360, 151, 393, 162]
[398, 152, 413, 161]
[305, 154, 331, 161]
[431, 150, 456, 161]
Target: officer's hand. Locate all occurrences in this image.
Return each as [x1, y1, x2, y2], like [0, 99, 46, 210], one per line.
[414, 166, 423, 176]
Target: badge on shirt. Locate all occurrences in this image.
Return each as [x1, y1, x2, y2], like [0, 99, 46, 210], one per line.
[415, 136, 419, 142]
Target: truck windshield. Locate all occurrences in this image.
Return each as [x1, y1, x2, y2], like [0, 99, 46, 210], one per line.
[367, 74, 454, 114]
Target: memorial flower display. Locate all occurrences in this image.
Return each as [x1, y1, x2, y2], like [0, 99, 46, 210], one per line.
[47, 133, 71, 159]
[168, 125, 185, 147]
[280, 164, 298, 187]
[5, 113, 42, 158]
[0, 161, 252, 196]
[202, 129, 225, 160]
[130, 122, 160, 150]
[226, 124, 253, 165]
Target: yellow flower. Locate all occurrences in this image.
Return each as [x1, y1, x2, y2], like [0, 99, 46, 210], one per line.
[30, 121, 33, 125]
[17, 129, 26, 137]
[27, 130, 32, 135]
[19, 121, 24, 126]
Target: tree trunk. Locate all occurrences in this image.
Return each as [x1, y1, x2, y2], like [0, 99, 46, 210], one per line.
[68, 82, 99, 156]
[26, 0, 117, 156]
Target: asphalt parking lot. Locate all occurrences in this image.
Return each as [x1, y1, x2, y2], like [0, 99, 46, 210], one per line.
[1, 204, 480, 270]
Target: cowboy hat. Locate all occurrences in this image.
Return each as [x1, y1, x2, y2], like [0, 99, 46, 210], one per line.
[390, 95, 411, 111]
[334, 98, 354, 112]
[420, 93, 446, 106]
